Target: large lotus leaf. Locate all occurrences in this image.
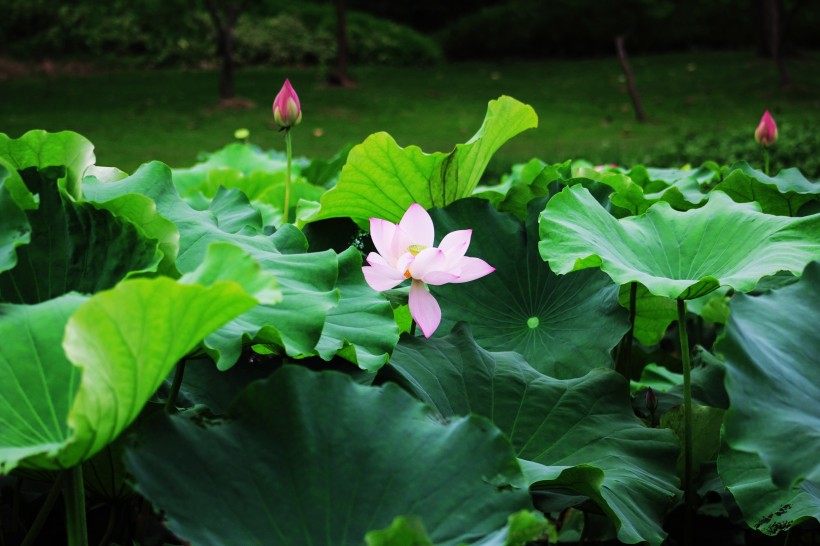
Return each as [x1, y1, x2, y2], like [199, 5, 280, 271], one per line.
[314, 96, 538, 222]
[428, 198, 628, 378]
[125, 366, 533, 546]
[715, 262, 820, 488]
[83, 162, 280, 270]
[84, 162, 341, 366]
[0, 167, 161, 303]
[314, 246, 398, 371]
[387, 325, 681, 546]
[171, 143, 292, 198]
[203, 248, 339, 368]
[539, 186, 820, 300]
[718, 443, 819, 535]
[0, 243, 279, 472]
[0, 294, 86, 473]
[79, 181, 180, 278]
[0, 130, 95, 200]
[715, 161, 819, 216]
[0, 170, 31, 274]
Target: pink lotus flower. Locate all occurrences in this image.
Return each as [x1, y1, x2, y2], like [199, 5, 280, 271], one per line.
[362, 204, 495, 338]
[755, 110, 778, 147]
[272, 79, 302, 129]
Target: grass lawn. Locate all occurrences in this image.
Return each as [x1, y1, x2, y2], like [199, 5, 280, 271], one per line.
[1, 50, 819, 175]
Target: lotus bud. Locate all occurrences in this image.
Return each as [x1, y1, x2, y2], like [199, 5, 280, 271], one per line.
[645, 387, 658, 414]
[272, 79, 302, 129]
[754, 110, 778, 147]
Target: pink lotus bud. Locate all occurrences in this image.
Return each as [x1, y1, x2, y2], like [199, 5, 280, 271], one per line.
[754, 110, 778, 147]
[272, 79, 302, 129]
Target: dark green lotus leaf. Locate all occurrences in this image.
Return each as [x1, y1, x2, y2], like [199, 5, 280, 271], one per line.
[718, 443, 819, 535]
[388, 325, 681, 546]
[715, 161, 819, 216]
[0, 130, 95, 200]
[84, 162, 341, 366]
[429, 198, 628, 378]
[126, 366, 533, 546]
[0, 243, 278, 472]
[0, 167, 160, 303]
[472, 158, 568, 218]
[314, 246, 398, 371]
[0, 169, 31, 274]
[314, 96, 538, 223]
[539, 186, 820, 300]
[715, 262, 820, 488]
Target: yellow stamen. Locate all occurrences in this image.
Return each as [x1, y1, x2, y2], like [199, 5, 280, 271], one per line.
[408, 244, 425, 256]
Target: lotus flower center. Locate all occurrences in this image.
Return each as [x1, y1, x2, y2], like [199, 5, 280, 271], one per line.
[408, 245, 426, 256]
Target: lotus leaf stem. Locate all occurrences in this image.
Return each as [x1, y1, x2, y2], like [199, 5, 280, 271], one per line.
[21, 472, 66, 546]
[165, 359, 187, 413]
[677, 298, 693, 545]
[63, 465, 88, 546]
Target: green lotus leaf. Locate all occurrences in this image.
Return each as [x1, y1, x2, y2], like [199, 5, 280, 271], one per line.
[203, 248, 339, 368]
[715, 161, 819, 216]
[0, 130, 95, 200]
[0, 293, 86, 473]
[715, 262, 820, 488]
[429, 198, 628, 378]
[83, 162, 280, 271]
[0, 169, 31, 274]
[85, 163, 341, 366]
[718, 443, 819, 535]
[628, 165, 718, 193]
[0, 242, 278, 472]
[171, 143, 293, 199]
[126, 366, 533, 546]
[388, 325, 681, 546]
[207, 186, 265, 233]
[80, 181, 180, 278]
[314, 246, 398, 371]
[365, 511, 555, 546]
[619, 283, 731, 346]
[0, 167, 161, 303]
[539, 186, 820, 300]
[660, 404, 725, 481]
[314, 96, 538, 222]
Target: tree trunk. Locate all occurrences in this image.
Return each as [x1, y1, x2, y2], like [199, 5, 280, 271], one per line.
[764, 0, 791, 87]
[615, 35, 646, 123]
[328, 0, 356, 87]
[204, 0, 242, 100]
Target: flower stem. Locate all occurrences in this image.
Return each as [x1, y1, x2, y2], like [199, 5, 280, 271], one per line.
[284, 129, 293, 224]
[764, 148, 770, 177]
[677, 298, 693, 545]
[63, 465, 88, 546]
[165, 359, 187, 414]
